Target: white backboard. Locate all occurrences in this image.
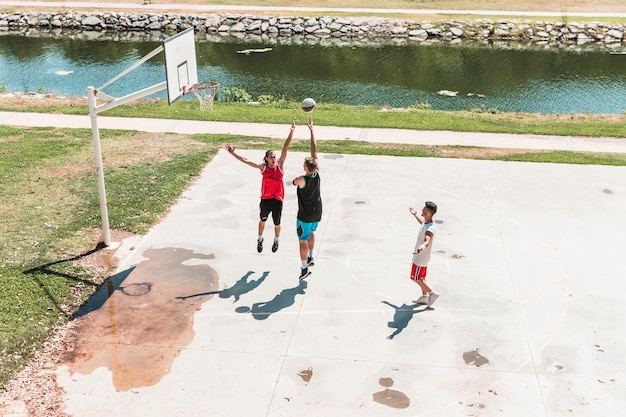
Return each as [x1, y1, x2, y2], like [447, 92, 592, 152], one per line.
[164, 28, 198, 104]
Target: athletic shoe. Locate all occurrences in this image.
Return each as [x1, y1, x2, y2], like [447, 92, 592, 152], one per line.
[299, 267, 311, 280]
[272, 240, 279, 253]
[307, 256, 315, 266]
[257, 238, 263, 253]
[413, 294, 429, 305]
[427, 292, 439, 307]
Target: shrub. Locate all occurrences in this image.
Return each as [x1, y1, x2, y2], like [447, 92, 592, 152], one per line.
[412, 101, 432, 110]
[220, 86, 252, 103]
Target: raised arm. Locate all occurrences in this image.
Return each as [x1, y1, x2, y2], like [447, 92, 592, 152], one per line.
[308, 116, 318, 163]
[224, 144, 263, 170]
[278, 119, 296, 169]
[409, 207, 424, 225]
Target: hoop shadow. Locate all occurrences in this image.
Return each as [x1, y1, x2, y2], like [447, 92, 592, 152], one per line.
[72, 266, 135, 319]
[176, 270, 269, 303]
[22, 242, 110, 318]
[238, 280, 308, 320]
[381, 300, 427, 340]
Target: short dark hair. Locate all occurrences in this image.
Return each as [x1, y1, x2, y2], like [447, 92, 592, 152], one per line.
[304, 156, 318, 172]
[425, 201, 437, 214]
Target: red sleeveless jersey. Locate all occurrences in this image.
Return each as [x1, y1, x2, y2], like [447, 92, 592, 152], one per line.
[260, 164, 284, 201]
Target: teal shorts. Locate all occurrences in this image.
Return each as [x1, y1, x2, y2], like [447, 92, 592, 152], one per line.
[296, 219, 318, 241]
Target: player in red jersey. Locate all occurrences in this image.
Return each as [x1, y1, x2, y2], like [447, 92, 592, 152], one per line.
[225, 120, 295, 253]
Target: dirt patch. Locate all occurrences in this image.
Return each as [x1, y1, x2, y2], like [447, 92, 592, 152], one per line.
[0, 94, 85, 109]
[439, 147, 539, 159]
[0, 323, 78, 417]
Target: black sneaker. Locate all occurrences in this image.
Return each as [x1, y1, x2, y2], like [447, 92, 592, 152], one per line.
[257, 238, 263, 253]
[307, 256, 315, 266]
[299, 267, 311, 280]
[272, 240, 279, 253]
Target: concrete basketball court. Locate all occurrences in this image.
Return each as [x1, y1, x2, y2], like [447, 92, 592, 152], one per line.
[55, 149, 625, 417]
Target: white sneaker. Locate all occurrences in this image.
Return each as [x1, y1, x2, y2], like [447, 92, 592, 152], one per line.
[427, 292, 439, 307]
[413, 294, 429, 305]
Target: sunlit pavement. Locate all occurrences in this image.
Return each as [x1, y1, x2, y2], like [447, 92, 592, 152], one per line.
[47, 142, 625, 416]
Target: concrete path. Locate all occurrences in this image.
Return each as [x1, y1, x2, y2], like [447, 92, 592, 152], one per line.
[1, 110, 625, 153]
[0, 1, 625, 17]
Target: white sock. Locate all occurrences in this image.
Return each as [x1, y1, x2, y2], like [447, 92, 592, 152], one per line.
[301, 260, 308, 269]
[258, 236, 263, 242]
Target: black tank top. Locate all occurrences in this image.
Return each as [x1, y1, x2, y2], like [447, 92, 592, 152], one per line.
[297, 171, 322, 222]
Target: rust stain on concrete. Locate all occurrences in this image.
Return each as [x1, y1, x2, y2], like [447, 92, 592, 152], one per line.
[298, 368, 313, 384]
[63, 248, 218, 391]
[373, 377, 410, 409]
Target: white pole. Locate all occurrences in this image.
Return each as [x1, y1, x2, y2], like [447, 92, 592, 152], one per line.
[87, 86, 111, 246]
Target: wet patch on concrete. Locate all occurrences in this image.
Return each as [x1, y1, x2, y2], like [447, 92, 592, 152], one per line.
[547, 361, 566, 373]
[373, 377, 410, 409]
[602, 189, 613, 194]
[297, 368, 313, 384]
[63, 247, 218, 391]
[463, 349, 490, 367]
[120, 282, 152, 296]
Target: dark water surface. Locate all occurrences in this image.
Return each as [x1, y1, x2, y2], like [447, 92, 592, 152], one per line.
[1, 32, 625, 114]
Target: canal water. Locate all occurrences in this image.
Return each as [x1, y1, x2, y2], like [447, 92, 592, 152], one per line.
[0, 31, 625, 114]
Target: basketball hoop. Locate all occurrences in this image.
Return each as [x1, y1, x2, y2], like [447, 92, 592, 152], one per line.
[184, 81, 220, 111]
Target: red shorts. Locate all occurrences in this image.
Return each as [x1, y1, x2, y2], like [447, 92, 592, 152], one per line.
[410, 264, 427, 281]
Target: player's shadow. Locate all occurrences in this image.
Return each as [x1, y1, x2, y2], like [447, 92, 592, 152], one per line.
[237, 280, 308, 320]
[177, 270, 269, 303]
[381, 300, 427, 340]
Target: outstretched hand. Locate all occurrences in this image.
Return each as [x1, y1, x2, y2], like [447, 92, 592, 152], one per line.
[224, 144, 236, 153]
[308, 116, 314, 130]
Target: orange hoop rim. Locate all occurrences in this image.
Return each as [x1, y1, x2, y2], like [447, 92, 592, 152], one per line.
[184, 81, 220, 95]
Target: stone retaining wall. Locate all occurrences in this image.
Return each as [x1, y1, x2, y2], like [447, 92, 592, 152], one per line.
[0, 10, 624, 47]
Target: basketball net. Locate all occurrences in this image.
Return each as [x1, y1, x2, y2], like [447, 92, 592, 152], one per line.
[184, 81, 220, 111]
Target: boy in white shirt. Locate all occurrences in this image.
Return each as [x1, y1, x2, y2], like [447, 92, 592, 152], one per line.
[409, 201, 439, 308]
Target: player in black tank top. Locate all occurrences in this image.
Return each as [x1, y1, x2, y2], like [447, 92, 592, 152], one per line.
[297, 171, 322, 223]
[292, 117, 321, 280]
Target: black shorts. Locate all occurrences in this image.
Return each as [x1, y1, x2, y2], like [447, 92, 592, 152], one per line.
[259, 198, 283, 225]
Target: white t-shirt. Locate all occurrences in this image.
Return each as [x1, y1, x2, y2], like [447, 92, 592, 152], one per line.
[412, 221, 436, 266]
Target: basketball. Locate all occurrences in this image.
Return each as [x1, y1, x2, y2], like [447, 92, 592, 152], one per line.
[301, 97, 316, 113]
